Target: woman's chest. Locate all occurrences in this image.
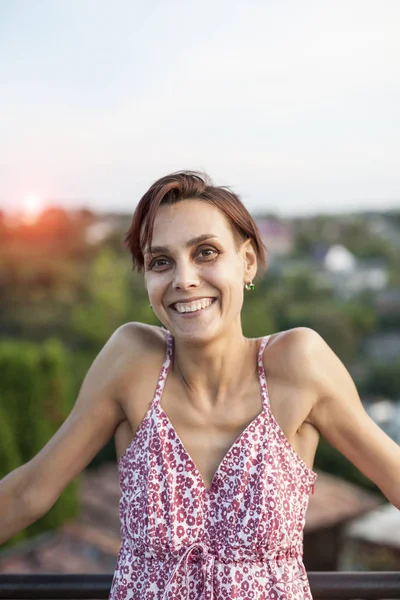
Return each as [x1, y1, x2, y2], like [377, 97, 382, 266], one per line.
[115, 365, 317, 480]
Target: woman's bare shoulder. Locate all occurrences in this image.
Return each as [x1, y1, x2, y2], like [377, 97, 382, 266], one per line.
[111, 322, 167, 362]
[263, 327, 322, 386]
[265, 327, 320, 360]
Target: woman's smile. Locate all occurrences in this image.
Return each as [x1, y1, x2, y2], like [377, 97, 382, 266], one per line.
[170, 297, 217, 317]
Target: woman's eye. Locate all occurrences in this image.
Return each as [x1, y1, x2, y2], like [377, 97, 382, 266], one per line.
[149, 258, 169, 270]
[148, 248, 217, 270]
[198, 248, 217, 259]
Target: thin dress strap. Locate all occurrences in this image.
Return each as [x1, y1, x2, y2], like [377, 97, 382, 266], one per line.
[257, 335, 272, 408]
[152, 329, 173, 408]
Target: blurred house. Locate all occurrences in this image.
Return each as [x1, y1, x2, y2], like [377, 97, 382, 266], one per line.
[303, 471, 382, 571]
[0, 464, 382, 574]
[367, 215, 400, 249]
[254, 218, 294, 256]
[323, 244, 357, 273]
[84, 216, 122, 245]
[374, 287, 400, 317]
[365, 400, 400, 444]
[363, 331, 400, 365]
[340, 503, 400, 570]
[322, 245, 388, 298]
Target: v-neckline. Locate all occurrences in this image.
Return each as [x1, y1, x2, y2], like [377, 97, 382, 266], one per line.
[158, 334, 270, 493]
[158, 404, 267, 493]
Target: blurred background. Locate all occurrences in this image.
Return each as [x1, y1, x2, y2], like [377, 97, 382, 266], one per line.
[1, 0, 399, 576]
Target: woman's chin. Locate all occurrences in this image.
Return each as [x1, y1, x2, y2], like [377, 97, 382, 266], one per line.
[170, 321, 220, 345]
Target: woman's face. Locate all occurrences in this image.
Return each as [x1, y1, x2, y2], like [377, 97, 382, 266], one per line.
[143, 199, 257, 342]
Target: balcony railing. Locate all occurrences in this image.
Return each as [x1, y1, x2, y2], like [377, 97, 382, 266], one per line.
[0, 572, 399, 599]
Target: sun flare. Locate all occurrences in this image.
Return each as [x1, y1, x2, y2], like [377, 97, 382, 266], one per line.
[22, 195, 43, 224]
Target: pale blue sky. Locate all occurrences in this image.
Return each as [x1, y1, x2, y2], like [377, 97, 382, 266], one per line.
[1, 0, 399, 216]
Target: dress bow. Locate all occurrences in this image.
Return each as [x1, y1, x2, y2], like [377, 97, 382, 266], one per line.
[162, 540, 215, 600]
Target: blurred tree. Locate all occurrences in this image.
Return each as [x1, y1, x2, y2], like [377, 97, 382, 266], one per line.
[363, 361, 400, 398]
[0, 338, 79, 549]
[284, 302, 359, 362]
[70, 247, 132, 351]
[241, 292, 276, 338]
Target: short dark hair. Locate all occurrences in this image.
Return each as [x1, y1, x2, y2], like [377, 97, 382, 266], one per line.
[125, 170, 267, 273]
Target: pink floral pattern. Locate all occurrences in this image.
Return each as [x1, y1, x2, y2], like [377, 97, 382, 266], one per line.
[109, 331, 317, 599]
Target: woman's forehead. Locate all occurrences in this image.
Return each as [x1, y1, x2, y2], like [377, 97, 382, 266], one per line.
[151, 200, 234, 245]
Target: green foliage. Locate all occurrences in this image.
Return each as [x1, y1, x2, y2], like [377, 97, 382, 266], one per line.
[69, 248, 161, 354]
[342, 222, 393, 260]
[337, 300, 377, 338]
[363, 360, 400, 398]
[126, 271, 161, 327]
[284, 302, 360, 362]
[0, 339, 79, 550]
[70, 248, 129, 348]
[241, 291, 276, 338]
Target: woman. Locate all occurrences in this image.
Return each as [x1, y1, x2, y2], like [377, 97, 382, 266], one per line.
[1, 171, 399, 599]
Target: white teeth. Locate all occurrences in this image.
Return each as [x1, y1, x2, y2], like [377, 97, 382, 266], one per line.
[174, 298, 214, 313]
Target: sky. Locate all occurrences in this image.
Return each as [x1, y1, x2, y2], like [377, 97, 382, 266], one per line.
[1, 0, 400, 217]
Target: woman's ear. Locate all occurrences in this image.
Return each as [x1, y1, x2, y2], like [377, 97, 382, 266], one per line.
[242, 239, 258, 282]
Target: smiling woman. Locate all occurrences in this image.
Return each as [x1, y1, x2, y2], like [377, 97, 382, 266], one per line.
[124, 172, 266, 346]
[1, 171, 399, 600]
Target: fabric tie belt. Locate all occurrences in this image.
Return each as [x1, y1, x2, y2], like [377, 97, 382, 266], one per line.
[162, 541, 215, 600]
[158, 541, 301, 600]
[128, 539, 301, 600]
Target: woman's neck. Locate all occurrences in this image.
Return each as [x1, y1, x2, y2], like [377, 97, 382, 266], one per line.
[171, 328, 259, 407]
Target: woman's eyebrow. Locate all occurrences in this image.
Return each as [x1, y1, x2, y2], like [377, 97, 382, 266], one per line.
[144, 234, 218, 255]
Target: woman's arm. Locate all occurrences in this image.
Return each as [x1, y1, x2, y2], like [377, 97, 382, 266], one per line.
[0, 464, 43, 544]
[0, 324, 136, 545]
[295, 327, 400, 508]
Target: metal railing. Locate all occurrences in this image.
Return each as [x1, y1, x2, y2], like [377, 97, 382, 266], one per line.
[0, 572, 399, 599]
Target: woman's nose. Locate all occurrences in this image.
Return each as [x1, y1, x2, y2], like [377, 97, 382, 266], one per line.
[172, 261, 200, 290]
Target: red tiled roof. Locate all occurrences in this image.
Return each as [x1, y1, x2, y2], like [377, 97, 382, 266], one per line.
[305, 471, 382, 532]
